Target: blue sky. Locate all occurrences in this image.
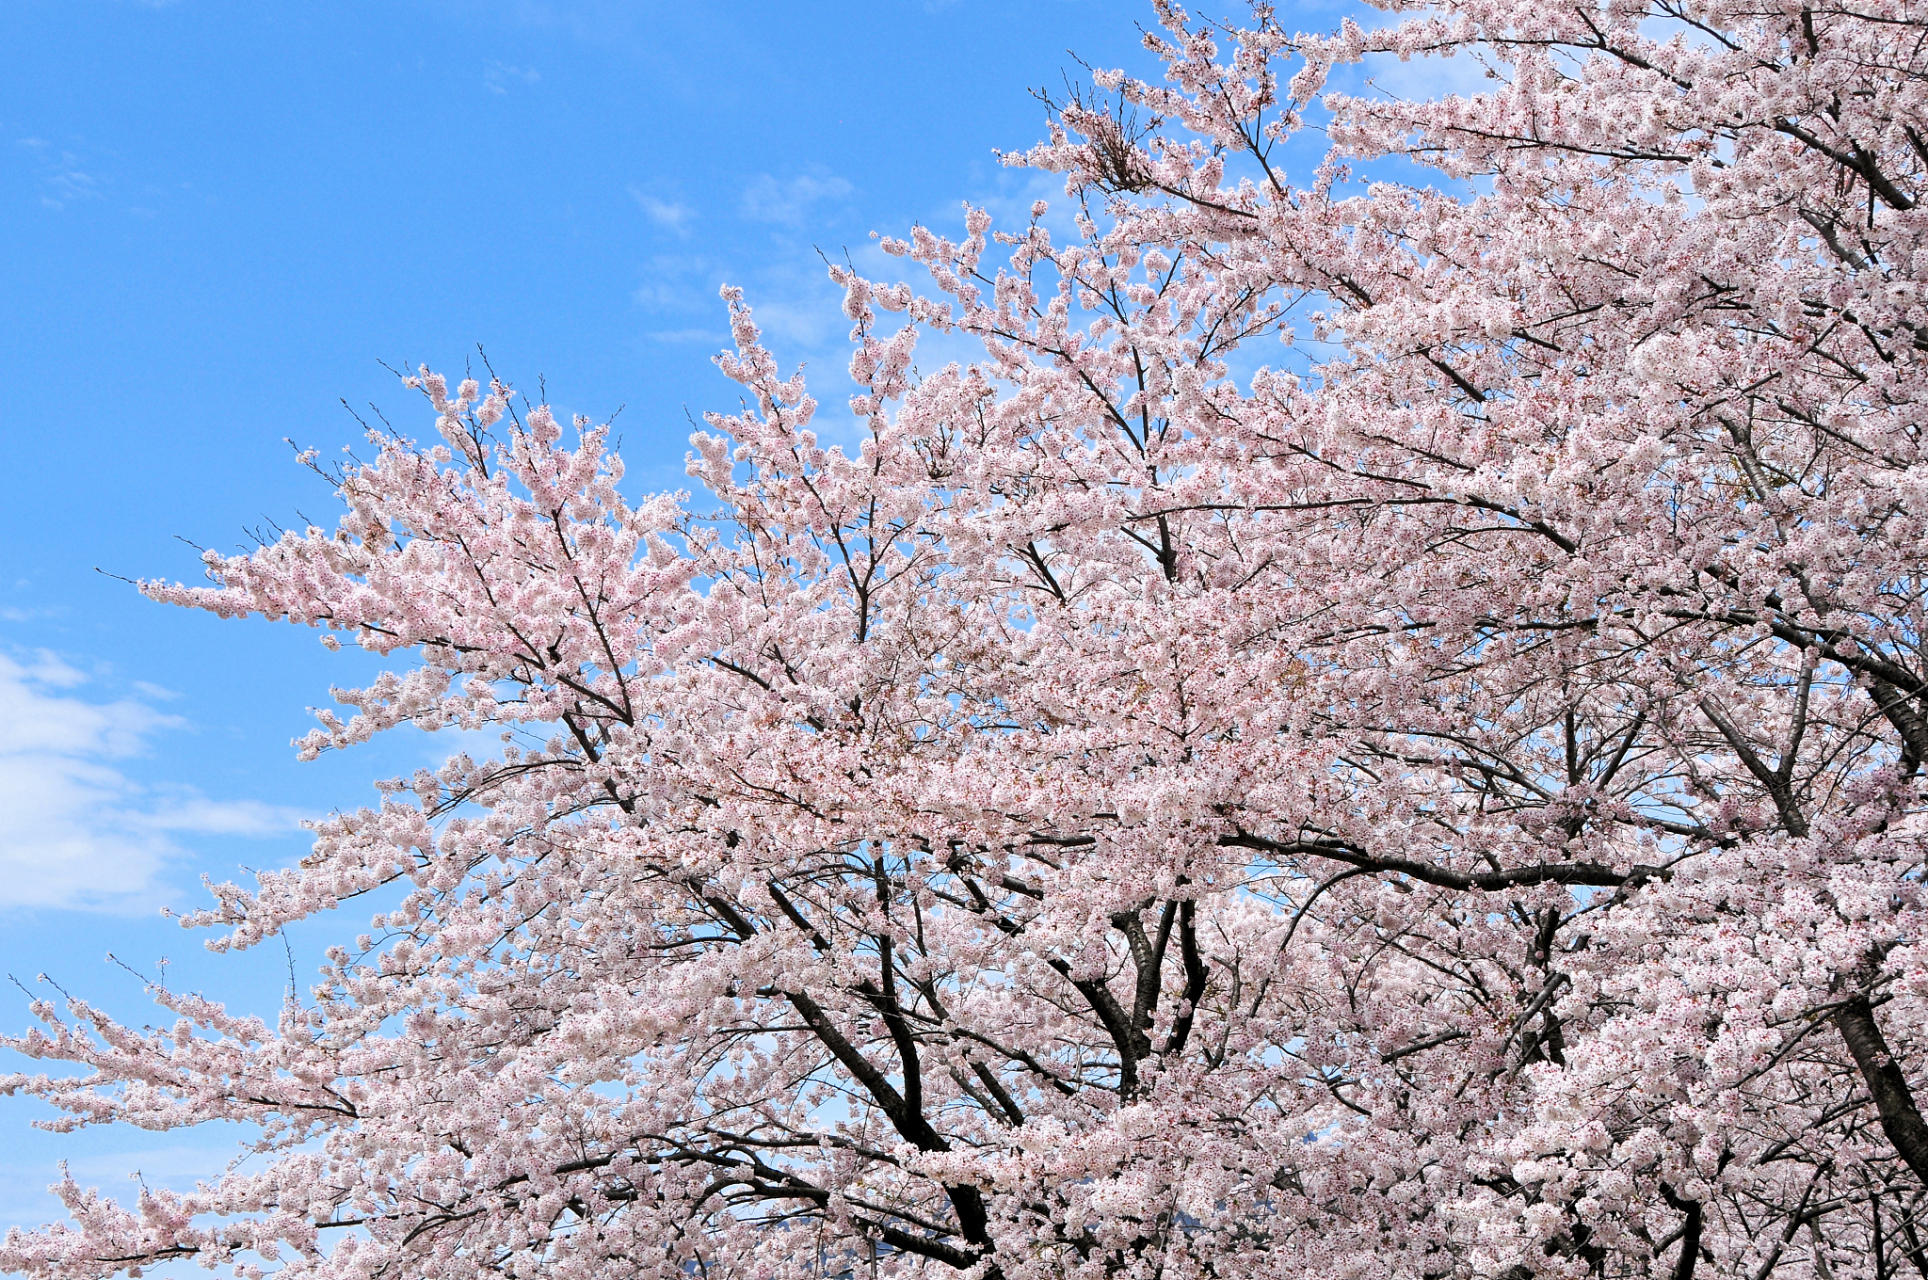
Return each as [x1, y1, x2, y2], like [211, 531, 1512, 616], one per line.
[0, 0, 1415, 1237]
[0, 0, 1162, 1230]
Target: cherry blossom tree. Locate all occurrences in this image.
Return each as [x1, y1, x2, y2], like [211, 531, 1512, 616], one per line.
[6, 0, 1928, 1276]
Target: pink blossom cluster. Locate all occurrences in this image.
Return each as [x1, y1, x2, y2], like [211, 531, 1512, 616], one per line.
[6, 0, 1928, 1276]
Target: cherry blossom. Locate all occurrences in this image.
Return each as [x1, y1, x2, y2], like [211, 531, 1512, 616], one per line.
[6, 0, 1928, 1276]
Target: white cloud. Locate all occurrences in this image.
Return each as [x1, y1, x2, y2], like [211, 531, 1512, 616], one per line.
[17, 138, 106, 211]
[742, 170, 853, 225]
[39, 161, 100, 210]
[484, 63, 541, 94]
[630, 186, 694, 234]
[0, 653, 307, 912]
[740, 296, 840, 350]
[1345, 46, 1496, 104]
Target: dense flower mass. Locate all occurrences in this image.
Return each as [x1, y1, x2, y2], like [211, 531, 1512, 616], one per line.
[6, 0, 1928, 1276]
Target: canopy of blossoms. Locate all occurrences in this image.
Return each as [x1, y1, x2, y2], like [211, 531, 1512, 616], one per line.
[5, 0, 1928, 1276]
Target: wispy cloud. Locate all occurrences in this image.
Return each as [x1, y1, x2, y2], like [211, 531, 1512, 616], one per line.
[17, 138, 105, 211]
[484, 63, 541, 94]
[0, 653, 308, 912]
[629, 185, 693, 235]
[630, 252, 717, 310]
[742, 170, 853, 226]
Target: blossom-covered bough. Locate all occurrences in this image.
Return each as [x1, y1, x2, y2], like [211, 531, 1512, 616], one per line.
[7, 0, 1928, 1276]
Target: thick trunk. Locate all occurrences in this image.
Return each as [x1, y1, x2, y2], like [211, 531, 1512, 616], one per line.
[1834, 994, 1928, 1185]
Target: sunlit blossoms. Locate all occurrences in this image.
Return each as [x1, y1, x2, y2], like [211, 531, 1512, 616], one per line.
[6, 0, 1928, 1276]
